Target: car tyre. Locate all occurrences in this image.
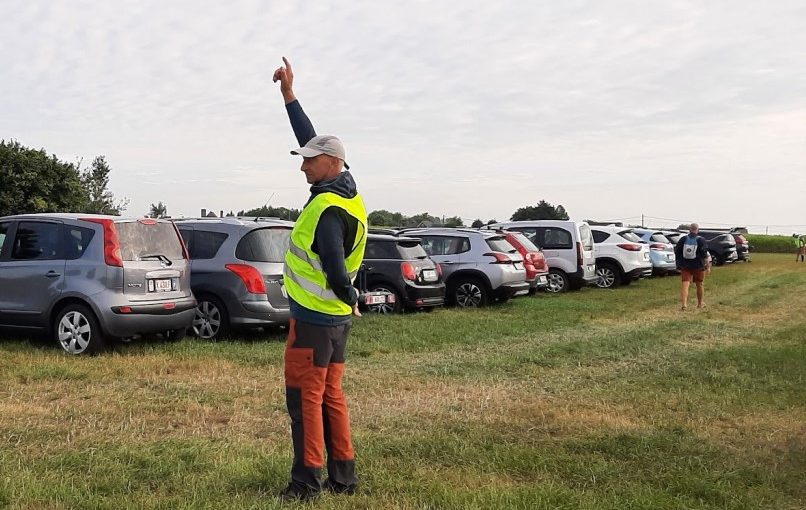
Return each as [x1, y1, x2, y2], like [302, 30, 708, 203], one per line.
[193, 295, 229, 341]
[595, 263, 621, 289]
[709, 251, 723, 266]
[545, 269, 569, 293]
[449, 277, 489, 308]
[54, 303, 105, 355]
[367, 284, 402, 314]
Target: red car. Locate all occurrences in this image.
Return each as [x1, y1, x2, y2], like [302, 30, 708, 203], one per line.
[486, 228, 549, 293]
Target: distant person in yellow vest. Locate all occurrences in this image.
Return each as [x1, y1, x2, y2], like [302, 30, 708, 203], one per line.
[794, 234, 806, 262]
[273, 57, 367, 502]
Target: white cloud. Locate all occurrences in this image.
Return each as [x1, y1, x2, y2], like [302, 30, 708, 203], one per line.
[1, 0, 805, 232]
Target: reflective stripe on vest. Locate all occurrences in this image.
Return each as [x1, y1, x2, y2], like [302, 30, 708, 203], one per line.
[284, 191, 367, 316]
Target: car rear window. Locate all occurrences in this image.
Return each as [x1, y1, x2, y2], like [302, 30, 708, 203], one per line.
[650, 233, 671, 244]
[235, 227, 291, 263]
[364, 240, 400, 259]
[486, 236, 518, 253]
[511, 232, 540, 252]
[397, 240, 428, 259]
[618, 230, 643, 243]
[579, 224, 593, 250]
[116, 221, 185, 261]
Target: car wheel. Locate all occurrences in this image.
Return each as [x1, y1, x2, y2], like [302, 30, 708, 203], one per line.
[595, 263, 620, 289]
[709, 251, 723, 266]
[545, 269, 569, 293]
[367, 285, 402, 314]
[54, 304, 105, 355]
[450, 278, 489, 308]
[193, 296, 229, 340]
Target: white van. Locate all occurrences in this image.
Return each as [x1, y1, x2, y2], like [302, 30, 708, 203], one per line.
[487, 221, 597, 292]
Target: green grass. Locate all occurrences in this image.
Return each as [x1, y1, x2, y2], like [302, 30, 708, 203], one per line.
[0, 253, 804, 509]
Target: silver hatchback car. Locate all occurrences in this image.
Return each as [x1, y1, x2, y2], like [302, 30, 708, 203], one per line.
[400, 228, 530, 307]
[0, 214, 196, 355]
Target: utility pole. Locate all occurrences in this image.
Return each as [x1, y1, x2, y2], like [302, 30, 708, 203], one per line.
[641, 214, 645, 228]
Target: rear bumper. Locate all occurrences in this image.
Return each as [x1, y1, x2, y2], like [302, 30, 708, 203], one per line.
[495, 281, 531, 299]
[404, 282, 446, 308]
[102, 298, 196, 337]
[530, 273, 549, 289]
[626, 266, 653, 279]
[233, 299, 290, 326]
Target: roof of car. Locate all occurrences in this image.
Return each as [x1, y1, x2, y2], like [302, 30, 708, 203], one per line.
[400, 227, 497, 237]
[173, 216, 294, 228]
[590, 225, 633, 233]
[0, 213, 164, 222]
[367, 233, 421, 243]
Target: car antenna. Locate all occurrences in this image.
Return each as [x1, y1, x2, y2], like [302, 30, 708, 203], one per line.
[257, 192, 276, 222]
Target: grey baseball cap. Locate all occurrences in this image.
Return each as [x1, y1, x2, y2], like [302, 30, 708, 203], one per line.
[291, 135, 350, 169]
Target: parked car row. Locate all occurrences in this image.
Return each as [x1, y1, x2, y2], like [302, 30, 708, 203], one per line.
[0, 214, 748, 354]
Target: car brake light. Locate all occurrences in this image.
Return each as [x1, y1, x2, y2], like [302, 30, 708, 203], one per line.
[484, 252, 512, 264]
[401, 262, 417, 281]
[576, 242, 583, 267]
[435, 263, 443, 277]
[617, 243, 643, 252]
[650, 243, 666, 251]
[139, 218, 157, 225]
[225, 264, 266, 294]
[81, 218, 123, 267]
[735, 236, 745, 245]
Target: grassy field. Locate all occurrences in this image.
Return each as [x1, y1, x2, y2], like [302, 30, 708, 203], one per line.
[1, 253, 804, 509]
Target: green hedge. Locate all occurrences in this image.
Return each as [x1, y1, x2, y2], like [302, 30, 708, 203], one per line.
[745, 234, 799, 253]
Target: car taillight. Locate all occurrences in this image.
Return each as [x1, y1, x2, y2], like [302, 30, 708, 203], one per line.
[735, 236, 745, 245]
[617, 243, 643, 252]
[401, 262, 417, 281]
[81, 218, 123, 267]
[139, 218, 157, 225]
[171, 221, 190, 260]
[484, 252, 512, 264]
[435, 263, 443, 277]
[576, 242, 583, 267]
[650, 243, 666, 251]
[225, 264, 266, 294]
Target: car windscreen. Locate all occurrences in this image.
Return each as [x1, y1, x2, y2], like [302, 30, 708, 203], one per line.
[116, 221, 184, 261]
[235, 227, 291, 263]
[397, 240, 428, 259]
[511, 232, 540, 252]
[618, 230, 643, 243]
[486, 236, 518, 253]
[579, 224, 594, 250]
[650, 233, 671, 244]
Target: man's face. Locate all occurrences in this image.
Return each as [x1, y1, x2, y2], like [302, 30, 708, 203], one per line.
[300, 154, 338, 184]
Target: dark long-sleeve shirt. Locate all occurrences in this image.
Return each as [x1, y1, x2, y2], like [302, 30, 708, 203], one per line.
[285, 100, 361, 325]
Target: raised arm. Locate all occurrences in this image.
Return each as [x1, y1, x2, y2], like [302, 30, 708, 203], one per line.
[273, 56, 317, 146]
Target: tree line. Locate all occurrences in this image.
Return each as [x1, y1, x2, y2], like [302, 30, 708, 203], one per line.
[2, 140, 571, 223]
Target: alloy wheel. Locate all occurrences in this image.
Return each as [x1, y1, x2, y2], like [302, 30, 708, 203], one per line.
[456, 282, 483, 307]
[58, 311, 92, 355]
[193, 301, 222, 340]
[596, 267, 616, 288]
[546, 273, 565, 293]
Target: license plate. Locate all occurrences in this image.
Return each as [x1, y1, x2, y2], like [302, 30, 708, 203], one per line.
[367, 294, 387, 305]
[667, 254, 674, 261]
[422, 269, 437, 282]
[513, 263, 523, 270]
[643, 252, 650, 260]
[538, 276, 547, 284]
[155, 279, 172, 292]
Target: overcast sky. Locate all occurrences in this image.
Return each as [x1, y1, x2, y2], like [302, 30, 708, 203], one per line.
[2, 0, 805, 233]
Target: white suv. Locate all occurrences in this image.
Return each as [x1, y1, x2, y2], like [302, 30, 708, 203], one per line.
[590, 226, 653, 288]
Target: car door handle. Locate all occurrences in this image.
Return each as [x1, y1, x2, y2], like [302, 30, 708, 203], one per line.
[45, 271, 61, 278]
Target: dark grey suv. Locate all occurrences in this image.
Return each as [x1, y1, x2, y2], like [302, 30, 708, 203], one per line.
[0, 214, 196, 355]
[175, 217, 293, 340]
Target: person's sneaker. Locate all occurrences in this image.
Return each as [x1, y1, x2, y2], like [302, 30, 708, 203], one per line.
[325, 479, 357, 495]
[277, 483, 320, 502]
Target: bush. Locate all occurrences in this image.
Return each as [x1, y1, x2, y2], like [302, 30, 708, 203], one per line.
[745, 234, 798, 253]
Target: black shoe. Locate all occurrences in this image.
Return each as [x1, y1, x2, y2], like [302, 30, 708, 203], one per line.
[277, 483, 320, 502]
[325, 479, 356, 495]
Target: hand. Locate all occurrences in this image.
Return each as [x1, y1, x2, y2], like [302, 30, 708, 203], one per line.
[272, 56, 296, 103]
[352, 303, 362, 317]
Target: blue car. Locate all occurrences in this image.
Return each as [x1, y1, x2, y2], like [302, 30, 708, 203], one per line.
[631, 229, 678, 275]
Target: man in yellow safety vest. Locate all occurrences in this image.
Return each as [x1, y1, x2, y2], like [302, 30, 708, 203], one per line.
[273, 57, 367, 502]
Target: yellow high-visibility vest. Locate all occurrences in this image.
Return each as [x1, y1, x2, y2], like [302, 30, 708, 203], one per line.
[284, 192, 367, 315]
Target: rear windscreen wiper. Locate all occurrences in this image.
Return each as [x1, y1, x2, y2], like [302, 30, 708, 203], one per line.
[139, 254, 173, 266]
